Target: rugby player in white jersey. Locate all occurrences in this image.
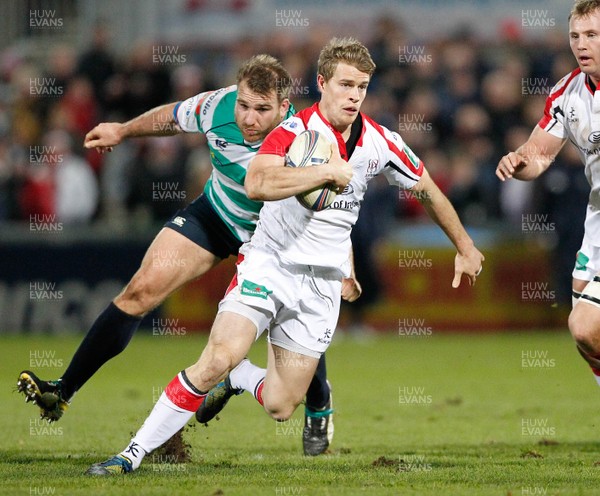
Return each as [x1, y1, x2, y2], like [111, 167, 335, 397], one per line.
[16, 55, 351, 456]
[497, 0, 600, 388]
[85, 37, 483, 475]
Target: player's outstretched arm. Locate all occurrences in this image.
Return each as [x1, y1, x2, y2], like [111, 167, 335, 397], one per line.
[410, 168, 484, 287]
[245, 144, 352, 201]
[84, 103, 180, 153]
[496, 125, 566, 182]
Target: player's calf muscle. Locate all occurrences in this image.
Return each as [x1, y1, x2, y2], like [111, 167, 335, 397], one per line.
[115, 254, 200, 315]
[114, 279, 162, 317]
[188, 346, 240, 390]
[197, 358, 230, 389]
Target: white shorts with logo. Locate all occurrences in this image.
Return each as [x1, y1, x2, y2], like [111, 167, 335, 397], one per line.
[572, 232, 600, 282]
[218, 247, 342, 359]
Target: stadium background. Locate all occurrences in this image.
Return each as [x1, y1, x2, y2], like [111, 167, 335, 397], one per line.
[0, 0, 584, 335]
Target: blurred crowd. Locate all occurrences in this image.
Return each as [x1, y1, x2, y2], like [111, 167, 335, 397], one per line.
[0, 16, 589, 237]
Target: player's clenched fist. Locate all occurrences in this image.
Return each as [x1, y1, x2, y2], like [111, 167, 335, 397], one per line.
[496, 151, 527, 181]
[341, 276, 362, 302]
[84, 123, 125, 153]
[326, 143, 353, 192]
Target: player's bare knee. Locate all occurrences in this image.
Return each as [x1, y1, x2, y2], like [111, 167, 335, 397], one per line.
[568, 310, 592, 347]
[264, 404, 295, 421]
[263, 395, 301, 421]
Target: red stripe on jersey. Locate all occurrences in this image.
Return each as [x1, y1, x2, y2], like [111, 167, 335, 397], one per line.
[592, 367, 600, 377]
[258, 104, 318, 156]
[313, 104, 349, 159]
[296, 104, 316, 128]
[224, 253, 245, 296]
[165, 374, 206, 412]
[538, 68, 581, 129]
[258, 126, 297, 156]
[195, 90, 216, 119]
[363, 114, 423, 176]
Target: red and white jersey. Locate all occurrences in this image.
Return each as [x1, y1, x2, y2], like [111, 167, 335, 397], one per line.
[539, 68, 600, 242]
[247, 103, 423, 276]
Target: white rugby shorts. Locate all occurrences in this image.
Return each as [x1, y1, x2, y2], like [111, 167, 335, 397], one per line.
[218, 247, 342, 358]
[573, 232, 600, 282]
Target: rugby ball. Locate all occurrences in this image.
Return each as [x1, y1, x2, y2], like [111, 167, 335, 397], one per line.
[285, 130, 336, 211]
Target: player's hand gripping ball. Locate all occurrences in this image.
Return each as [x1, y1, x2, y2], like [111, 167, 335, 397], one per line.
[285, 129, 336, 211]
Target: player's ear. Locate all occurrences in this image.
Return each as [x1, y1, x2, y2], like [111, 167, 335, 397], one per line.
[279, 98, 290, 116]
[316, 74, 325, 93]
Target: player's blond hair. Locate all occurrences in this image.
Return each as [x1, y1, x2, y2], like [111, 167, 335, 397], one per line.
[236, 54, 291, 102]
[317, 37, 376, 81]
[569, 0, 600, 20]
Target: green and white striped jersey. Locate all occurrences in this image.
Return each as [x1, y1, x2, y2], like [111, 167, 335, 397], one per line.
[174, 85, 294, 242]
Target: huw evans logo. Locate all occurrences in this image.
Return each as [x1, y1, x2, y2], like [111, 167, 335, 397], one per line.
[398, 318, 432, 337]
[399, 45, 432, 64]
[152, 182, 187, 201]
[29, 282, 63, 300]
[29, 10, 63, 28]
[29, 79, 63, 97]
[398, 250, 433, 269]
[29, 214, 63, 232]
[152, 46, 186, 65]
[399, 386, 432, 405]
[521, 282, 555, 302]
[275, 10, 309, 27]
[522, 10, 556, 28]
[521, 350, 555, 368]
[521, 214, 555, 233]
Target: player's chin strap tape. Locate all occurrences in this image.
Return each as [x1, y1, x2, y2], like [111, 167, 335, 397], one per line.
[579, 276, 600, 308]
[576, 343, 600, 372]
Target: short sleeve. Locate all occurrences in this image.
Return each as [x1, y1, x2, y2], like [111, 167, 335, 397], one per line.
[379, 127, 423, 189]
[258, 117, 304, 156]
[537, 72, 580, 139]
[173, 90, 215, 134]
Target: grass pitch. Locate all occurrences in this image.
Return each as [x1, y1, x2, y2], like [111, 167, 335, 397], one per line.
[2, 330, 600, 495]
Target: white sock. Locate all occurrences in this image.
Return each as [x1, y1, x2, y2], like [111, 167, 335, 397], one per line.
[118, 440, 146, 470]
[229, 358, 266, 403]
[119, 372, 206, 470]
[119, 392, 194, 470]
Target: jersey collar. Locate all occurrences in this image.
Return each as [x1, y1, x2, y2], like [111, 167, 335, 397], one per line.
[243, 138, 264, 148]
[586, 74, 598, 94]
[314, 103, 365, 161]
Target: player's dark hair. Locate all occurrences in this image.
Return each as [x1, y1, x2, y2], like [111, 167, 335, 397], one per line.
[570, 0, 600, 21]
[237, 54, 291, 102]
[317, 37, 376, 81]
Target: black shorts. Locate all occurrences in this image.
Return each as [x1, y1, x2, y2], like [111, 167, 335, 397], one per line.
[164, 194, 243, 260]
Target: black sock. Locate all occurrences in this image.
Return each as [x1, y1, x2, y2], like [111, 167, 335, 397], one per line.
[306, 354, 330, 410]
[60, 302, 142, 399]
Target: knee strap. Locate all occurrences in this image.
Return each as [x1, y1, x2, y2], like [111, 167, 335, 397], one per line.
[580, 277, 600, 308]
[572, 290, 582, 308]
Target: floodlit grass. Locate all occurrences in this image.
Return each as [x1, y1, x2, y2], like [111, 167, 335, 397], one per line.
[3, 330, 600, 495]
